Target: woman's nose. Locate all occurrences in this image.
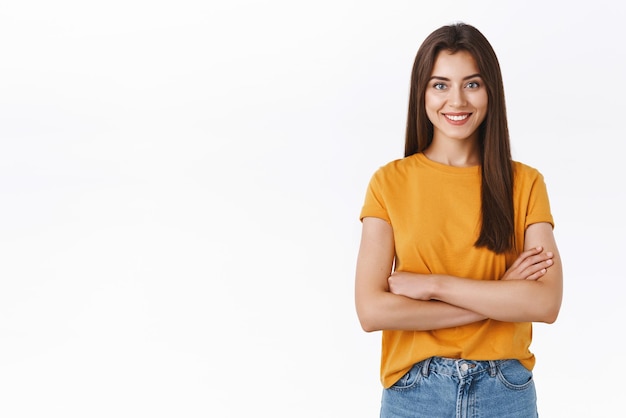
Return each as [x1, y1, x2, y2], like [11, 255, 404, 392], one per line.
[448, 88, 467, 107]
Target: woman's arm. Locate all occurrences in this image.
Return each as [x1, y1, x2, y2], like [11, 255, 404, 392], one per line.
[355, 217, 487, 332]
[389, 222, 563, 324]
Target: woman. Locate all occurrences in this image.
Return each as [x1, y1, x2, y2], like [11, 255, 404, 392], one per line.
[355, 23, 562, 417]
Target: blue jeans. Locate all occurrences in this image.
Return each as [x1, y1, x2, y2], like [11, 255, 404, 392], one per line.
[381, 357, 538, 418]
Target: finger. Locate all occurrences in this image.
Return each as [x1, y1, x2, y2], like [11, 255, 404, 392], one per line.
[522, 258, 553, 279]
[525, 268, 547, 281]
[517, 250, 553, 273]
[518, 246, 544, 263]
[509, 246, 543, 270]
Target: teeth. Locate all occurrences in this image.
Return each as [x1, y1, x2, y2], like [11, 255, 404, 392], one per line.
[445, 114, 469, 121]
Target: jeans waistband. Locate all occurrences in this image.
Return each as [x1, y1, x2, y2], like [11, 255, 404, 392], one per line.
[421, 356, 508, 378]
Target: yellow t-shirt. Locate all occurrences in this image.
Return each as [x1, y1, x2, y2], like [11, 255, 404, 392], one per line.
[360, 152, 554, 388]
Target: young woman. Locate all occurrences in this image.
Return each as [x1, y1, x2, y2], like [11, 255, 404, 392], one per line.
[355, 23, 562, 417]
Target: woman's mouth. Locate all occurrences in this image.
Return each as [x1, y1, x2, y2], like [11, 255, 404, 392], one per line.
[444, 113, 469, 121]
[444, 113, 471, 124]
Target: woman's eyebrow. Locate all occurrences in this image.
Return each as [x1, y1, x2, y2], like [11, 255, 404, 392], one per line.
[429, 73, 482, 81]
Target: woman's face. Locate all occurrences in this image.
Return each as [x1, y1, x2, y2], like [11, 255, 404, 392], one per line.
[425, 50, 488, 144]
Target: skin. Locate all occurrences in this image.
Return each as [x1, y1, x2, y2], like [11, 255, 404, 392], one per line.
[355, 50, 563, 332]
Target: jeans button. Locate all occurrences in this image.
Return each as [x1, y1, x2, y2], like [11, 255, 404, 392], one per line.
[460, 363, 469, 372]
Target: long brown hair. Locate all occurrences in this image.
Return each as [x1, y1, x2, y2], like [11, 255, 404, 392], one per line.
[405, 23, 514, 253]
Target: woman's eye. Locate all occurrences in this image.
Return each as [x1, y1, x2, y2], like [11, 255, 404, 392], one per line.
[433, 83, 446, 90]
[466, 81, 480, 88]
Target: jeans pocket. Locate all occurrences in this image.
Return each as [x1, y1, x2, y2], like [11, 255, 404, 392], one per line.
[496, 360, 534, 390]
[388, 363, 423, 391]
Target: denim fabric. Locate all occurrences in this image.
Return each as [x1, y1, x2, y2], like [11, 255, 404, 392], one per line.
[381, 357, 537, 418]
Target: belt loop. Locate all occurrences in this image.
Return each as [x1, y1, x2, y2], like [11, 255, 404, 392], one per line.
[421, 357, 432, 377]
[488, 361, 497, 377]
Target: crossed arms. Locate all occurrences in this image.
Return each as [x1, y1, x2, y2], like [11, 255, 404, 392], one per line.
[354, 217, 563, 332]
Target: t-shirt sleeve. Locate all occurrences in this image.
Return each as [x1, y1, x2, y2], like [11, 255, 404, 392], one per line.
[359, 169, 391, 224]
[525, 171, 555, 229]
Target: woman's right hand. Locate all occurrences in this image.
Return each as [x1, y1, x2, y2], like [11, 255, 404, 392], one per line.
[501, 246, 554, 281]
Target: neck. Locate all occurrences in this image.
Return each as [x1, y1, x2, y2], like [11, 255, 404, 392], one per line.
[423, 139, 480, 167]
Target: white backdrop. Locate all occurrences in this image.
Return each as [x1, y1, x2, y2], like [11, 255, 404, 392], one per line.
[1, 1, 624, 417]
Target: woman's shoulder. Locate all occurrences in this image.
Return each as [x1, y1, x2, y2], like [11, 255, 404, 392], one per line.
[512, 160, 549, 190]
[513, 160, 544, 178]
[371, 154, 421, 176]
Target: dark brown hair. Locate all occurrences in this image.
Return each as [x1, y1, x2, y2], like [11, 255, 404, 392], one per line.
[405, 22, 514, 253]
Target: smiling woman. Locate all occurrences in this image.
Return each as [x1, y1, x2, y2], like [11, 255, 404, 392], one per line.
[424, 50, 488, 159]
[354, 22, 562, 418]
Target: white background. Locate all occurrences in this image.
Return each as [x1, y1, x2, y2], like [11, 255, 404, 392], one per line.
[1, 1, 624, 417]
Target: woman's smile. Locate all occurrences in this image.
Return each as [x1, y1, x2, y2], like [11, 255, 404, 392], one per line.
[443, 112, 471, 124]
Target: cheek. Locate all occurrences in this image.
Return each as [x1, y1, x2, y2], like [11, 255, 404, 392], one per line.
[472, 96, 488, 124]
[477, 94, 488, 112]
[425, 107, 439, 124]
[425, 93, 443, 116]
[425, 92, 441, 107]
